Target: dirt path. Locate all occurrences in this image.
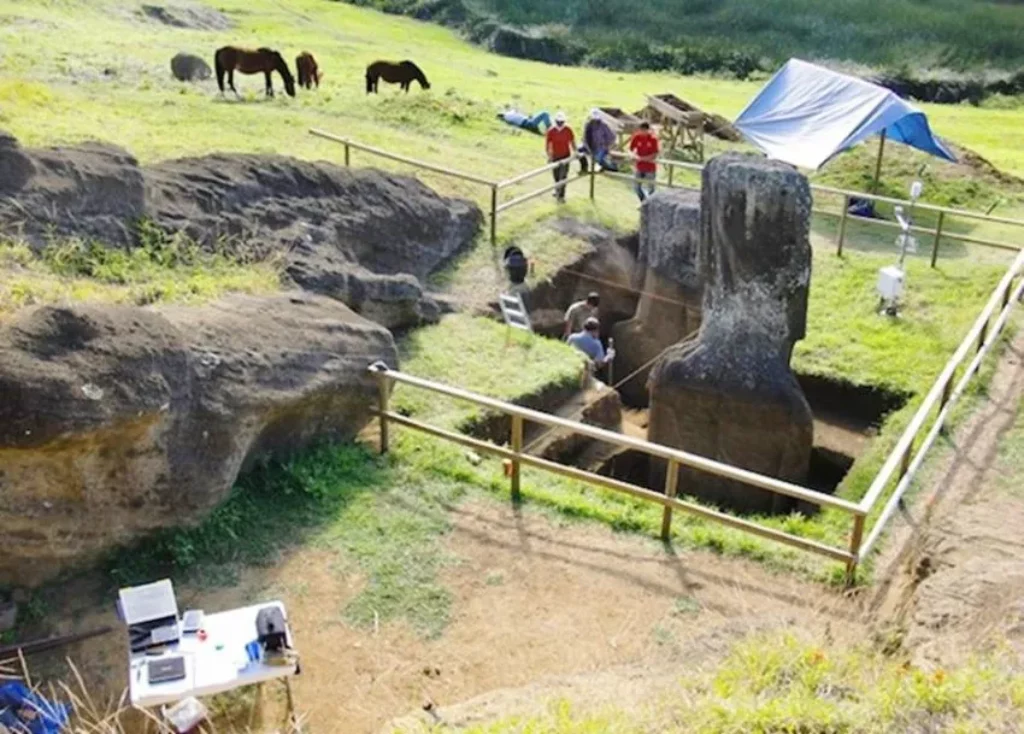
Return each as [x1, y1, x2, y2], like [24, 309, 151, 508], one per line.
[48, 497, 858, 733]
[870, 329, 1024, 668]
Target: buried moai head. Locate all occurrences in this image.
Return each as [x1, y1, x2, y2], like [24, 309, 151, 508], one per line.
[698, 153, 812, 350]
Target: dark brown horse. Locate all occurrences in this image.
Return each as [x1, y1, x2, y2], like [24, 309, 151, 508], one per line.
[296, 52, 321, 90]
[365, 60, 430, 94]
[214, 46, 295, 98]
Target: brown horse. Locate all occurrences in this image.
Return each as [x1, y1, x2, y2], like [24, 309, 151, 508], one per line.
[214, 46, 295, 98]
[296, 51, 321, 90]
[365, 60, 430, 94]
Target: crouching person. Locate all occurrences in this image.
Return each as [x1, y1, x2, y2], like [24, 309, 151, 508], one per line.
[568, 317, 615, 378]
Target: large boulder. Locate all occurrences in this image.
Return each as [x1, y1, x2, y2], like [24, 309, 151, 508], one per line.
[0, 293, 397, 586]
[170, 52, 212, 82]
[0, 133, 483, 330]
[647, 153, 813, 515]
[612, 189, 702, 406]
[0, 135, 145, 246]
[144, 155, 482, 329]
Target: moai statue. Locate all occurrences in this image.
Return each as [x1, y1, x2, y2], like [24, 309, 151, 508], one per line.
[612, 189, 703, 406]
[647, 153, 813, 514]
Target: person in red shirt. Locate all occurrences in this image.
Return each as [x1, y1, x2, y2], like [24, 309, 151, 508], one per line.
[545, 111, 576, 203]
[629, 121, 660, 202]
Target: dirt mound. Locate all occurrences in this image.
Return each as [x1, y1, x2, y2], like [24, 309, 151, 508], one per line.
[947, 142, 1024, 189]
[0, 131, 483, 329]
[870, 332, 1024, 669]
[140, 3, 232, 30]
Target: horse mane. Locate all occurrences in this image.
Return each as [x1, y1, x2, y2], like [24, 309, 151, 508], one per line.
[400, 60, 429, 86]
[267, 50, 293, 82]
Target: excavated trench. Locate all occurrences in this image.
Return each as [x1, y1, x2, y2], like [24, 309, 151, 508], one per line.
[597, 374, 909, 510]
[479, 231, 911, 510]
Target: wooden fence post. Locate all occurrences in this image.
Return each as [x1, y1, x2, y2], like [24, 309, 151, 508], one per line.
[344, 140, 351, 167]
[490, 184, 498, 246]
[930, 211, 945, 268]
[978, 318, 989, 353]
[940, 371, 954, 410]
[837, 195, 850, 256]
[845, 515, 865, 587]
[589, 157, 596, 200]
[661, 460, 679, 541]
[510, 415, 523, 503]
[667, 164, 675, 189]
[375, 370, 390, 454]
[899, 442, 913, 478]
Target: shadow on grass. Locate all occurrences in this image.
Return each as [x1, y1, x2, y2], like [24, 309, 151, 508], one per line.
[106, 443, 389, 589]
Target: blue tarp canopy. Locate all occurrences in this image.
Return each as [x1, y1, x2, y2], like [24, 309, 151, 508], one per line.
[733, 59, 956, 170]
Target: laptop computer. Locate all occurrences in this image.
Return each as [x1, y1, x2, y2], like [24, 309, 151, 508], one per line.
[119, 579, 181, 652]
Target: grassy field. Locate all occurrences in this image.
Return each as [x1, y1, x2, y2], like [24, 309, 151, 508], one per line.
[0, 0, 1019, 581]
[1, 0, 1024, 193]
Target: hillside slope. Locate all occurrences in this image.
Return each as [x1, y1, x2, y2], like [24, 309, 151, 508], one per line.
[347, 0, 1024, 84]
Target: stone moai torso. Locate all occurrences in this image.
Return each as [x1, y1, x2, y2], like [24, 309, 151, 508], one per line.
[647, 153, 814, 515]
[612, 189, 703, 406]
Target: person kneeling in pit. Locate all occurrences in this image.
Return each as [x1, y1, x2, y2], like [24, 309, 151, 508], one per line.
[568, 317, 615, 372]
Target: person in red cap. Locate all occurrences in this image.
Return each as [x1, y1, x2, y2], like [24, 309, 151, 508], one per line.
[545, 111, 576, 203]
[629, 121, 660, 202]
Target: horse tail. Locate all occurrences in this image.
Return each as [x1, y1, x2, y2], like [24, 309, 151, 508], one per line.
[214, 47, 227, 93]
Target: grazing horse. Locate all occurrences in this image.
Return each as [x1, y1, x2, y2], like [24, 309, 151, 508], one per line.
[214, 46, 295, 98]
[295, 51, 321, 90]
[365, 60, 430, 94]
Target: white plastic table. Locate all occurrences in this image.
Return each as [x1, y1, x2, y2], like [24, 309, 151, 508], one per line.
[128, 600, 298, 708]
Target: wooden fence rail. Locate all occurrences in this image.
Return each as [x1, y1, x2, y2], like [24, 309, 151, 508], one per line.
[310, 128, 1024, 259]
[368, 363, 864, 571]
[856, 248, 1024, 558]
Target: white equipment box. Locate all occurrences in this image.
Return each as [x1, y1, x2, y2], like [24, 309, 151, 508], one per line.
[877, 266, 905, 301]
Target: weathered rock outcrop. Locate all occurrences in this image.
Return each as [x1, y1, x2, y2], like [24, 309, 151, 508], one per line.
[612, 190, 702, 406]
[170, 52, 212, 82]
[647, 153, 813, 515]
[0, 293, 397, 586]
[0, 133, 483, 330]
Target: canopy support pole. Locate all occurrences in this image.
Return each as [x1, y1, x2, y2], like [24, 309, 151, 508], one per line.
[871, 129, 887, 194]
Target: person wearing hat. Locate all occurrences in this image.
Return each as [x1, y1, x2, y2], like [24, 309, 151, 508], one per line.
[629, 120, 660, 202]
[568, 317, 615, 369]
[545, 111, 576, 203]
[583, 108, 618, 172]
[563, 291, 600, 339]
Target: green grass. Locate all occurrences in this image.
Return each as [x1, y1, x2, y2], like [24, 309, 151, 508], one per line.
[2, 0, 1024, 195]
[107, 442, 465, 638]
[393, 313, 587, 429]
[401, 631, 1024, 733]
[794, 252, 1005, 394]
[0, 228, 283, 319]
